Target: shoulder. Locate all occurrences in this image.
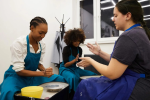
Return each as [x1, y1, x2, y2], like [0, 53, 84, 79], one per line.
[119, 27, 149, 44]
[64, 45, 70, 49]
[11, 35, 27, 48]
[63, 46, 71, 54]
[63, 46, 70, 51]
[121, 27, 146, 39]
[78, 46, 82, 51]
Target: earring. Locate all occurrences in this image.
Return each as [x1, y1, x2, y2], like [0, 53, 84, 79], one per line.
[126, 18, 128, 21]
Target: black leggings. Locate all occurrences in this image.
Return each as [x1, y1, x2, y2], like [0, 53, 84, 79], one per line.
[128, 78, 150, 100]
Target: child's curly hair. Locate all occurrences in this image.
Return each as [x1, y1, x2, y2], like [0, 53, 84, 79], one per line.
[64, 28, 86, 45]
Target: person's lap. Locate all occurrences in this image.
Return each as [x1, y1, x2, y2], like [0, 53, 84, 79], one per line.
[128, 78, 150, 100]
[0, 76, 26, 100]
[33, 74, 66, 85]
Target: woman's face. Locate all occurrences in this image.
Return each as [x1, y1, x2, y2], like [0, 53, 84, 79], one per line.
[31, 23, 48, 42]
[112, 7, 126, 31]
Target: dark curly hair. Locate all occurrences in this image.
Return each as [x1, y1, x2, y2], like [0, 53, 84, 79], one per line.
[30, 16, 47, 30]
[64, 28, 86, 45]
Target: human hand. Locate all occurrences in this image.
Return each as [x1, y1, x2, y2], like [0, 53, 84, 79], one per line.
[86, 42, 101, 55]
[77, 57, 92, 67]
[44, 67, 54, 78]
[74, 54, 79, 62]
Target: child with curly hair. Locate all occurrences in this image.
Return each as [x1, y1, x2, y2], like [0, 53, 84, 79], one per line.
[59, 28, 97, 95]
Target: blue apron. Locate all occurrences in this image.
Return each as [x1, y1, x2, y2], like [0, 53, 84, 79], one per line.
[73, 24, 144, 100]
[59, 47, 96, 92]
[0, 35, 66, 100]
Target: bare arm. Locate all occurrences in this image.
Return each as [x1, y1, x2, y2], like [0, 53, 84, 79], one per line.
[17, 66, 53, 77]
[98, 50, 110, 62]
[78, 57, 128, 80]
[16, 70, 45, 77]
[86, 42, 110, 62]
[64, 54, 79, 67]
[17, 64, 45, 77]
[38, 64, 46, 71]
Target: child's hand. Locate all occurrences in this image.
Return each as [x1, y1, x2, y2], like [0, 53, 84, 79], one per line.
[74, 54, 79, 61]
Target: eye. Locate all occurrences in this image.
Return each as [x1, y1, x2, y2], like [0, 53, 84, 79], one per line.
[39, 32, 42, 34]
[113, 15, 117, 17]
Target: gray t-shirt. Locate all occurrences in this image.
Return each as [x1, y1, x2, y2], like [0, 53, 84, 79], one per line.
[112, 27, 150, 74]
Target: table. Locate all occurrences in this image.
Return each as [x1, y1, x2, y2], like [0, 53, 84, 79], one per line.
[80, 75, 102, 80]
[14, 82, 69, 100]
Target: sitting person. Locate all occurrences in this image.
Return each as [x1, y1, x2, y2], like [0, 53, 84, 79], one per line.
[73, 0, 150, 100]
[0, 16, 66, 100]
[59, 28, 97, 95]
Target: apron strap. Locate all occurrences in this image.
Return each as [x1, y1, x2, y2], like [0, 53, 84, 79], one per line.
[39, 42, 42, 53]
[26, 35, 42, 53]
[26, 35, 30, 53]
[140, 74, 150, 78]
[140, 74, 145, 78]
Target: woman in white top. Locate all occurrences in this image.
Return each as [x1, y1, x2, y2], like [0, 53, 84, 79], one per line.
[0, 16, 66, 100]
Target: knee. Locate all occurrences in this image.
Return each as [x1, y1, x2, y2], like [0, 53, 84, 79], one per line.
[56, 75, 66, 82]
[0, 88, 17, 100]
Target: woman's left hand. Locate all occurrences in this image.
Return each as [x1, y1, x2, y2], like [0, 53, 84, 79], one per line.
[77, 57, 92, 67]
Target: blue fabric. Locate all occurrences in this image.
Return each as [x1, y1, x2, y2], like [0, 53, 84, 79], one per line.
[73, 24, 143, 100]
[140, 74, 145, 78]
[59, 47, 97, 92]
[0, 35, 66, 100]
[125, 24, 141, 32]
[73, 69, 141, 100]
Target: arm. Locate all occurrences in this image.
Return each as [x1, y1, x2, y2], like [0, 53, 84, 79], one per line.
[98, 50, 110, 62]
[11, 39, 52, 77]
[62, 46, 78, 67]
[38, 64, 46, 71]
[78, 35, 138, 80]
[86, 42, 110, 62]
[16, 70, 45, 77]
[64, 47, 82, 67]
[78, 57, 127, 80]
[17, 67, 53, 77]
[64, 54, 79, 67]
[90, 58, 128, 80]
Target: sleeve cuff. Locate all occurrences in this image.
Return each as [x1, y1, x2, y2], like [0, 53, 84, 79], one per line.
[12, 66, 24, 72]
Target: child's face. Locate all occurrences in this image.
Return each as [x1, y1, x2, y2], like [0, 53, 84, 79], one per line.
[72, 41, 80, 47]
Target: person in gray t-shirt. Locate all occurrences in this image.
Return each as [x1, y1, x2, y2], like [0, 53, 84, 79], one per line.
[73, 0, 150, 100]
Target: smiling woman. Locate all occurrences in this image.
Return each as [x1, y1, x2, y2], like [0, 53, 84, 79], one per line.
[0, 16, 66, 100]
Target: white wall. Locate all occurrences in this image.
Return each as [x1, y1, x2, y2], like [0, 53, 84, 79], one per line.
[0, 0, 115, 83]
[0, 0, 73, 83]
